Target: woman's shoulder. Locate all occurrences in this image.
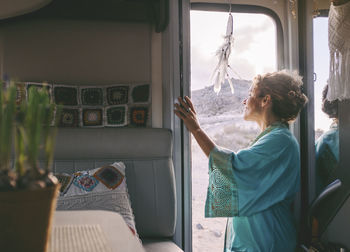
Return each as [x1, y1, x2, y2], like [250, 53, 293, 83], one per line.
[263, 126, 296, 142]
[319, 127, 339, 142]
[316, 128, 339, 154]
[255, 126, 299, 151]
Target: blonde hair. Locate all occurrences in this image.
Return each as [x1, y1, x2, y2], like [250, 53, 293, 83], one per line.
[254, 70, 308, 122]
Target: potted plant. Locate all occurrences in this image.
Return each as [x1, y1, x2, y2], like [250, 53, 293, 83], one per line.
[0, 80, 60, 252]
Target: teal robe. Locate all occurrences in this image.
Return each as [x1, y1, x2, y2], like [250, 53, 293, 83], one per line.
[205, 124, 300, 252]
[315, 123, 339, 195]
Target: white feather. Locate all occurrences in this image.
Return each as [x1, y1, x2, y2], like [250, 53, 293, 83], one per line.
[226, 14, 233, 36]
[211, 13, 235, 94]
[227, 76, 234, 94]
[213, 72, 221, 93]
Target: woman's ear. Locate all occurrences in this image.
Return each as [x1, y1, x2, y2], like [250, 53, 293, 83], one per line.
[261, 95, 272, 108]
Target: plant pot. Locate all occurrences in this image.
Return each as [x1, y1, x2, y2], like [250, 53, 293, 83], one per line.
[0, 184, 60, 252]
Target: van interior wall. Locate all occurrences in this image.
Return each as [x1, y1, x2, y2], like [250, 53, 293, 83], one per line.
[0, 18, 163, 127]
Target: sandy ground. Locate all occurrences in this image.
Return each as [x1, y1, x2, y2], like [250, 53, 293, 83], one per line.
[191, 115, 259, 252]
[192, 140, 226, 252]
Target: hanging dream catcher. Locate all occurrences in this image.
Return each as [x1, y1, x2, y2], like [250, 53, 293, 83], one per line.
[211, 2, 235, 94]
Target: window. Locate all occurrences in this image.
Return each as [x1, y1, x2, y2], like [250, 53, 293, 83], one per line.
[313, 17, 333, 139]
[190, 9, 278, 252]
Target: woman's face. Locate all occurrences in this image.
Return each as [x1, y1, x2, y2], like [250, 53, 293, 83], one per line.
[242, 83, 263, 122]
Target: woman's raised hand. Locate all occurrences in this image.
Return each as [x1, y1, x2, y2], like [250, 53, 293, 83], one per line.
[174, 96, 201, 134]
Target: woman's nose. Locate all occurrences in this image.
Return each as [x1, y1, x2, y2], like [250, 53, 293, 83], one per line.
[242, 99, 247, 105]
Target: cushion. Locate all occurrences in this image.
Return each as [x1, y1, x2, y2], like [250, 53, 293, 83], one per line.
[56, 162, 138, 235]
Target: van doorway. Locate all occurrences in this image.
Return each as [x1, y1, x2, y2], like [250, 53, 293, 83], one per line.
[190, 9, 278, 251]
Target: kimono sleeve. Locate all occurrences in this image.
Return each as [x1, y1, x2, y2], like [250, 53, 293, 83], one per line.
[205, 130, 300, 217]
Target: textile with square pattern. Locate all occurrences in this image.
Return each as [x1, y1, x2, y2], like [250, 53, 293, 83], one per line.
[59, 108, 80, 127]
[131, 84, 150, 103]
[54, 86, 78, 105]
[106, 105, 127, 126]
[27, 82, 52, 100]
[56, 174, 74, 195]
[82, 108, 103, 127]
[80, 87, 103, 106]
[16, 83, 26, 105]
[56, 162, 138, 236]
[130, 107, 148, 127]
[107, 86, 128, 105]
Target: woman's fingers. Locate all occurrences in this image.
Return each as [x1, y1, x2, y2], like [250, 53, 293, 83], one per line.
[184, 96, 196, 114]
[174, 110, 186, 121]
[177, 97, 190, 112]
[174, 97, 198, 131]
[174, 103, 188, 115]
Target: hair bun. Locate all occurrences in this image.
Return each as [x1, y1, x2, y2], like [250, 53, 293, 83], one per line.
[288, 91, 296, 97]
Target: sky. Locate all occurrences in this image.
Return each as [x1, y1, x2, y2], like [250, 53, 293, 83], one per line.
[313, 17, 333, 131]
[190, 11, 276, 90]
[190, 11, 332, 131]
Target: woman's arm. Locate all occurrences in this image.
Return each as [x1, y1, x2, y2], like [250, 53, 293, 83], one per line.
[174, 96, 215, 157]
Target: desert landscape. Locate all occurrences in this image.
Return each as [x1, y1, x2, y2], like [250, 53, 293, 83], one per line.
[191, 79, 259, 252]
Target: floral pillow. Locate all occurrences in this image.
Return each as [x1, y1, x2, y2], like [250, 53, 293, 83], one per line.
[56, 162, 138, 236]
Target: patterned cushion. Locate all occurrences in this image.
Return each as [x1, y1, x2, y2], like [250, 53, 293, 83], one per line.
[56, 162, 138, 236]
[93, 165, 124, 189]
[73, 174, 99, 192]
[56, 173, 74, 195]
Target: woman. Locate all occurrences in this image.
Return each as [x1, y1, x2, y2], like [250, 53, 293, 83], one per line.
[175, 70, 308, 252]
[315, 84, 339, 195]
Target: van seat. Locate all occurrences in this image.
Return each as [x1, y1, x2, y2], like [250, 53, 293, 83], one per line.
[52, 128, 183, 251]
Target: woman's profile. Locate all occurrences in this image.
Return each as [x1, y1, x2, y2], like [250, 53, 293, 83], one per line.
[175, 70, 308, 252]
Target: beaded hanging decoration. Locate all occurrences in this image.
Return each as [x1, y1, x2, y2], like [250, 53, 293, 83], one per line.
[105, 105, 127, 126]
[106, 86, 128, 105]
[80, 87, 103, 106]
[82, 108, 103, 127]
[59, 108, 80, 127]
[73, 174, 99, 192]
[54, 86, 78, 105]
[130, 106, 149, 127]
[131, 84, 150, 103]
[211, 2, 235, 94]
[93, 165, 124, 189]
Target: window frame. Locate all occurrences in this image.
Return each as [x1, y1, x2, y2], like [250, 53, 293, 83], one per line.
[183, 3, 284, 251]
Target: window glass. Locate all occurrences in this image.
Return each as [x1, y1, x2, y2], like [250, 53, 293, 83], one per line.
[191, 10, 277, 252]
[314, 17, 333, 139]
[313, 17, 339, 196]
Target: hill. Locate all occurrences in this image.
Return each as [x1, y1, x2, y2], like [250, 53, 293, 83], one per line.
[191, 78, 251, 116]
